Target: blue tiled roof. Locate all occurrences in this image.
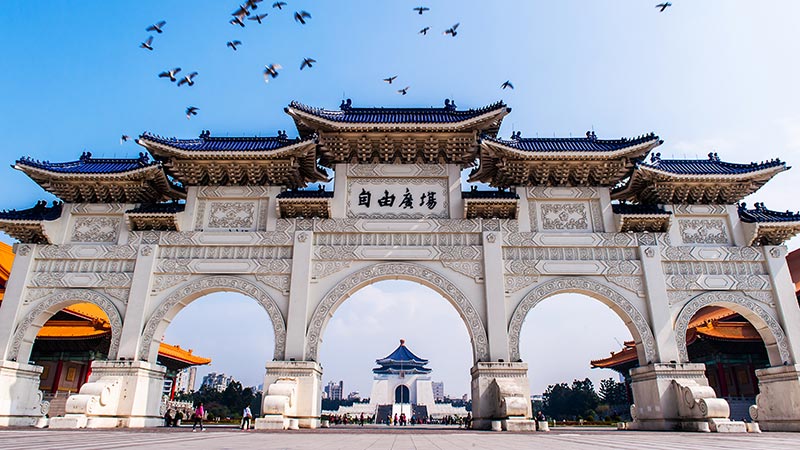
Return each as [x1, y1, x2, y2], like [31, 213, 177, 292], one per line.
[288, 99, 509, 124]
[0, 201, 63, 221]
[462, 189, 519, 200]
[15, 152, 157, 174]
[373, 341, 431, 374]
[140, 131, 307, 152]
[484, 132, 660, 152]
[127, 202, 186, 214]
[612, 203, 670, 215]
[738, 203, 800, 223]
[276, 188, 333, 199]
[640, 153, 786, 175]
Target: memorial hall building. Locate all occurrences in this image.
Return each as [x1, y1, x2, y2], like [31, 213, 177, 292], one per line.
[0, 99, 799, 432]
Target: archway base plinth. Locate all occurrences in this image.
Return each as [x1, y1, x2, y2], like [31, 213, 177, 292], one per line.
[629, 363, 745, 432]
[470, 362, 533, 431]
[259, 361, 322, 430]
[0, 361, 47, 427]
[49, 360, 165, 429]
[751, 364, 800, 432]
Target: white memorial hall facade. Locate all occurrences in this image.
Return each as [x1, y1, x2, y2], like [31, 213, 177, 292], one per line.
[0, 100, 799, 431]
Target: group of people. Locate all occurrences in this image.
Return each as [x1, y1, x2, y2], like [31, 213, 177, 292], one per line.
[162, 409, 184, 427]
[325, 412, 372, 426]
[163, 402, 254, 431]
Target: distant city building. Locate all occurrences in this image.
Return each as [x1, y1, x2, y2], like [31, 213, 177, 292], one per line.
[347, 391, 361, 401]
[175, 366, 197, 393]
[325, 380, 344, 401]
[201, 372, 234, 392]
[432, 381, 445, 402]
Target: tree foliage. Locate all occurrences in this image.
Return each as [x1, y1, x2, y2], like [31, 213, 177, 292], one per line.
[175, 381, 259, 419]
[542, 378, 599, 420]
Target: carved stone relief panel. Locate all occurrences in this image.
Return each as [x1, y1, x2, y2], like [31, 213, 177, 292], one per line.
[346, 164, 447, 177]
[538, 202, 591, 231]
[70, 216, 121, 243]
[678, 218, 730, 245]
[204, 201, 258, 230]
[347, 177, 449, 219]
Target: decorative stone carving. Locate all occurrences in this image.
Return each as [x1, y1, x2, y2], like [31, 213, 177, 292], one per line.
[441, 261, 484, 282]
[503, 247, 637, 262]
[151, 274, 192, 293]
[38, 245, 138, 260]
[528, 187, 599, 198]
[70, 217, 121, 243]
[312, 261, 352, 280]
[508, 277, 656, 363]
[769, 247, 784, 259]
[504, 275, 538, 294]
[346, 177, 449, 219]
[347, 164, 447, 177]
[139, 276, 286, 361]
[10, 289, 122, 361]
[678, 219, 729, 245]
[486, 233, 496, 243]
[662, 245, 762, 262]
[158, 246, 292, 260]
[206, 202, 257, 229]
[158, 231, 292, 246]
[71, 204, 128, 214]
[17, 245, 31, 256]
[539, 202, 589, 231]
[140, 246, 153, 257]
[30, 272, 132, 288]
[672, 205, 728, 215]
[255, 274, 291, 294]
[297, 232, 308, 243]
[606, 275, 646, 297]
[23, 288, 56, 304]
[674, 291, 791, 364]
[305, 263, 489, 362]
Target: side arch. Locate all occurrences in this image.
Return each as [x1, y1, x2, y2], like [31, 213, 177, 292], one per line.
[9, 289, 123, 362]
[138, 276, 287, 362]
[674, 291, 791, 366]
[305, 262, 490, 363]
[508, 277, 657, 364]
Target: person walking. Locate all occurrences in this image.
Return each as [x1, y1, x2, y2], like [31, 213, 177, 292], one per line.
[192, 402, 205, 432]
[241, 405, 252, 430]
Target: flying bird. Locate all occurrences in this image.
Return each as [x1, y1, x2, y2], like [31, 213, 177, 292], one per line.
[413, 6, 430, 15]
[419, 27, 430, 35]
[444, 23, 459, 37]
[120, 135, 131, 144]
[227, 40, 242, 51]
[501, 80, 514, 90]
[146, 21, 166, 33]
[246, 0, 263, 9]
[232, 4, 251, 16]
[294, 10, 311, 24]
[158, 67, 182, 82]
[273, 1, 287, 9]
[185, 106, 199, 120]
[140, 36, 154, 51]
[383, 75, 397, 84]
[300, 58, 316, 70]
[177, 72, 198, 87]
[264, 63, 282, 82]
[230, 14, 246, 27]
[249, 13, 268, 23]
[397, 86, 409, 95]
[656, 2, 672, 12]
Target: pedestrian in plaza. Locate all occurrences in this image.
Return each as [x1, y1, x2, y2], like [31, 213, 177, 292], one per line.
[163, 409, 174, 427]
[393, 413, 398, 426]
[174, 410, 183, 427]
[241, 405, 252, 430]
[386, 414, 392, 426]
[359, 412, 365, 426]
[192, 402, 205, 432]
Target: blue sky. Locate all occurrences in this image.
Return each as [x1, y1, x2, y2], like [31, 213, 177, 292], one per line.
[4, 1, 800, 397]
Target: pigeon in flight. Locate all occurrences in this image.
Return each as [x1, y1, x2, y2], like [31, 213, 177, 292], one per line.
[273, 1, 287, 9]
[186, 106, 199, 120]
[177, 72, 198, 87]
[227, 40, 242, 51]
[300, 58, 316, 70]
[158, 67, 182, 82]
[656, 2, 672, 12]
[146, 21, 166, 33]
[230, 14, 246, 27]
[444, 23, 459, 37]
[413, 6, 430, 15]
[120, 135, 131, 144]
[397, 86, 409, 95]
[249, 13, 268, 23]
[264, 64, 282, 82]
[140, 36, 154, 51]
[501, 80, 514, 90]
[294, 10, 311, 24]
[419, 27, 430, 35]
[383, 76, 397, 84]
[232, 4, 251, 16]
[246, 0, 263, 9]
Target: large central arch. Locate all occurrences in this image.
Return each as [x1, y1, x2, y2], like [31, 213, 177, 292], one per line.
[304, 262, 490, 363]
[138, 275, 287, 362]
[507, 277, 657, 364]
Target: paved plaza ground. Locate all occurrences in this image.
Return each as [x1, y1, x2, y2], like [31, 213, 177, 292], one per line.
[1, 425, 797, 450]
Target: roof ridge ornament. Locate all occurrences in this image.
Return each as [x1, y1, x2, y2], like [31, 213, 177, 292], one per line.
[586, 130, 597, 141]
[339, 98, 352, 111]
[650, 152, 661, 163]
[511, 131, 522, 140]
[444, 99, 457, 111]
[199, 130, 211, 138]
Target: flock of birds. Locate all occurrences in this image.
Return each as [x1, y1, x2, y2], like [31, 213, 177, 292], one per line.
[126, 1, 674, 138]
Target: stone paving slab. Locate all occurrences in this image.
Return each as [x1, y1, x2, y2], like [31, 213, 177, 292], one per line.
[0, 427, 797, 450]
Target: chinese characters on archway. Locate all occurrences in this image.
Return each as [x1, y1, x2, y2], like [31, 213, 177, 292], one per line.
[358, 188, 438, 210]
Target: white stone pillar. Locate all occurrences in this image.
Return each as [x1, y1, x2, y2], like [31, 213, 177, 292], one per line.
[259, 361, 322, 429]
[0, 244, 36, 361]
[752, 364, 800, 431]
[448, 164, 463, 219]
[117, 244, 159, 360]
[330, 164, 348, 218]
[763, 246, 800, 363]
[285, 230, 314, 360]
[639, 245, 681, 363]
[482, 231, 509, 362]
[516, 189, 531, 232]
[470, 362, 533, 431]
[598, 188, 615, 233]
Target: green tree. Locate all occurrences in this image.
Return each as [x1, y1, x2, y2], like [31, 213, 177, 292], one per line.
[542, 378, 599, 420]
[598, 378, 628, 406]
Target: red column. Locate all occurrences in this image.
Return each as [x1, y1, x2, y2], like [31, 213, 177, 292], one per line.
[715, 363, 729, 398]
[51, 360, 64, 394]
[84, 360, 93, 384]
[170, 376, 177, 400]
